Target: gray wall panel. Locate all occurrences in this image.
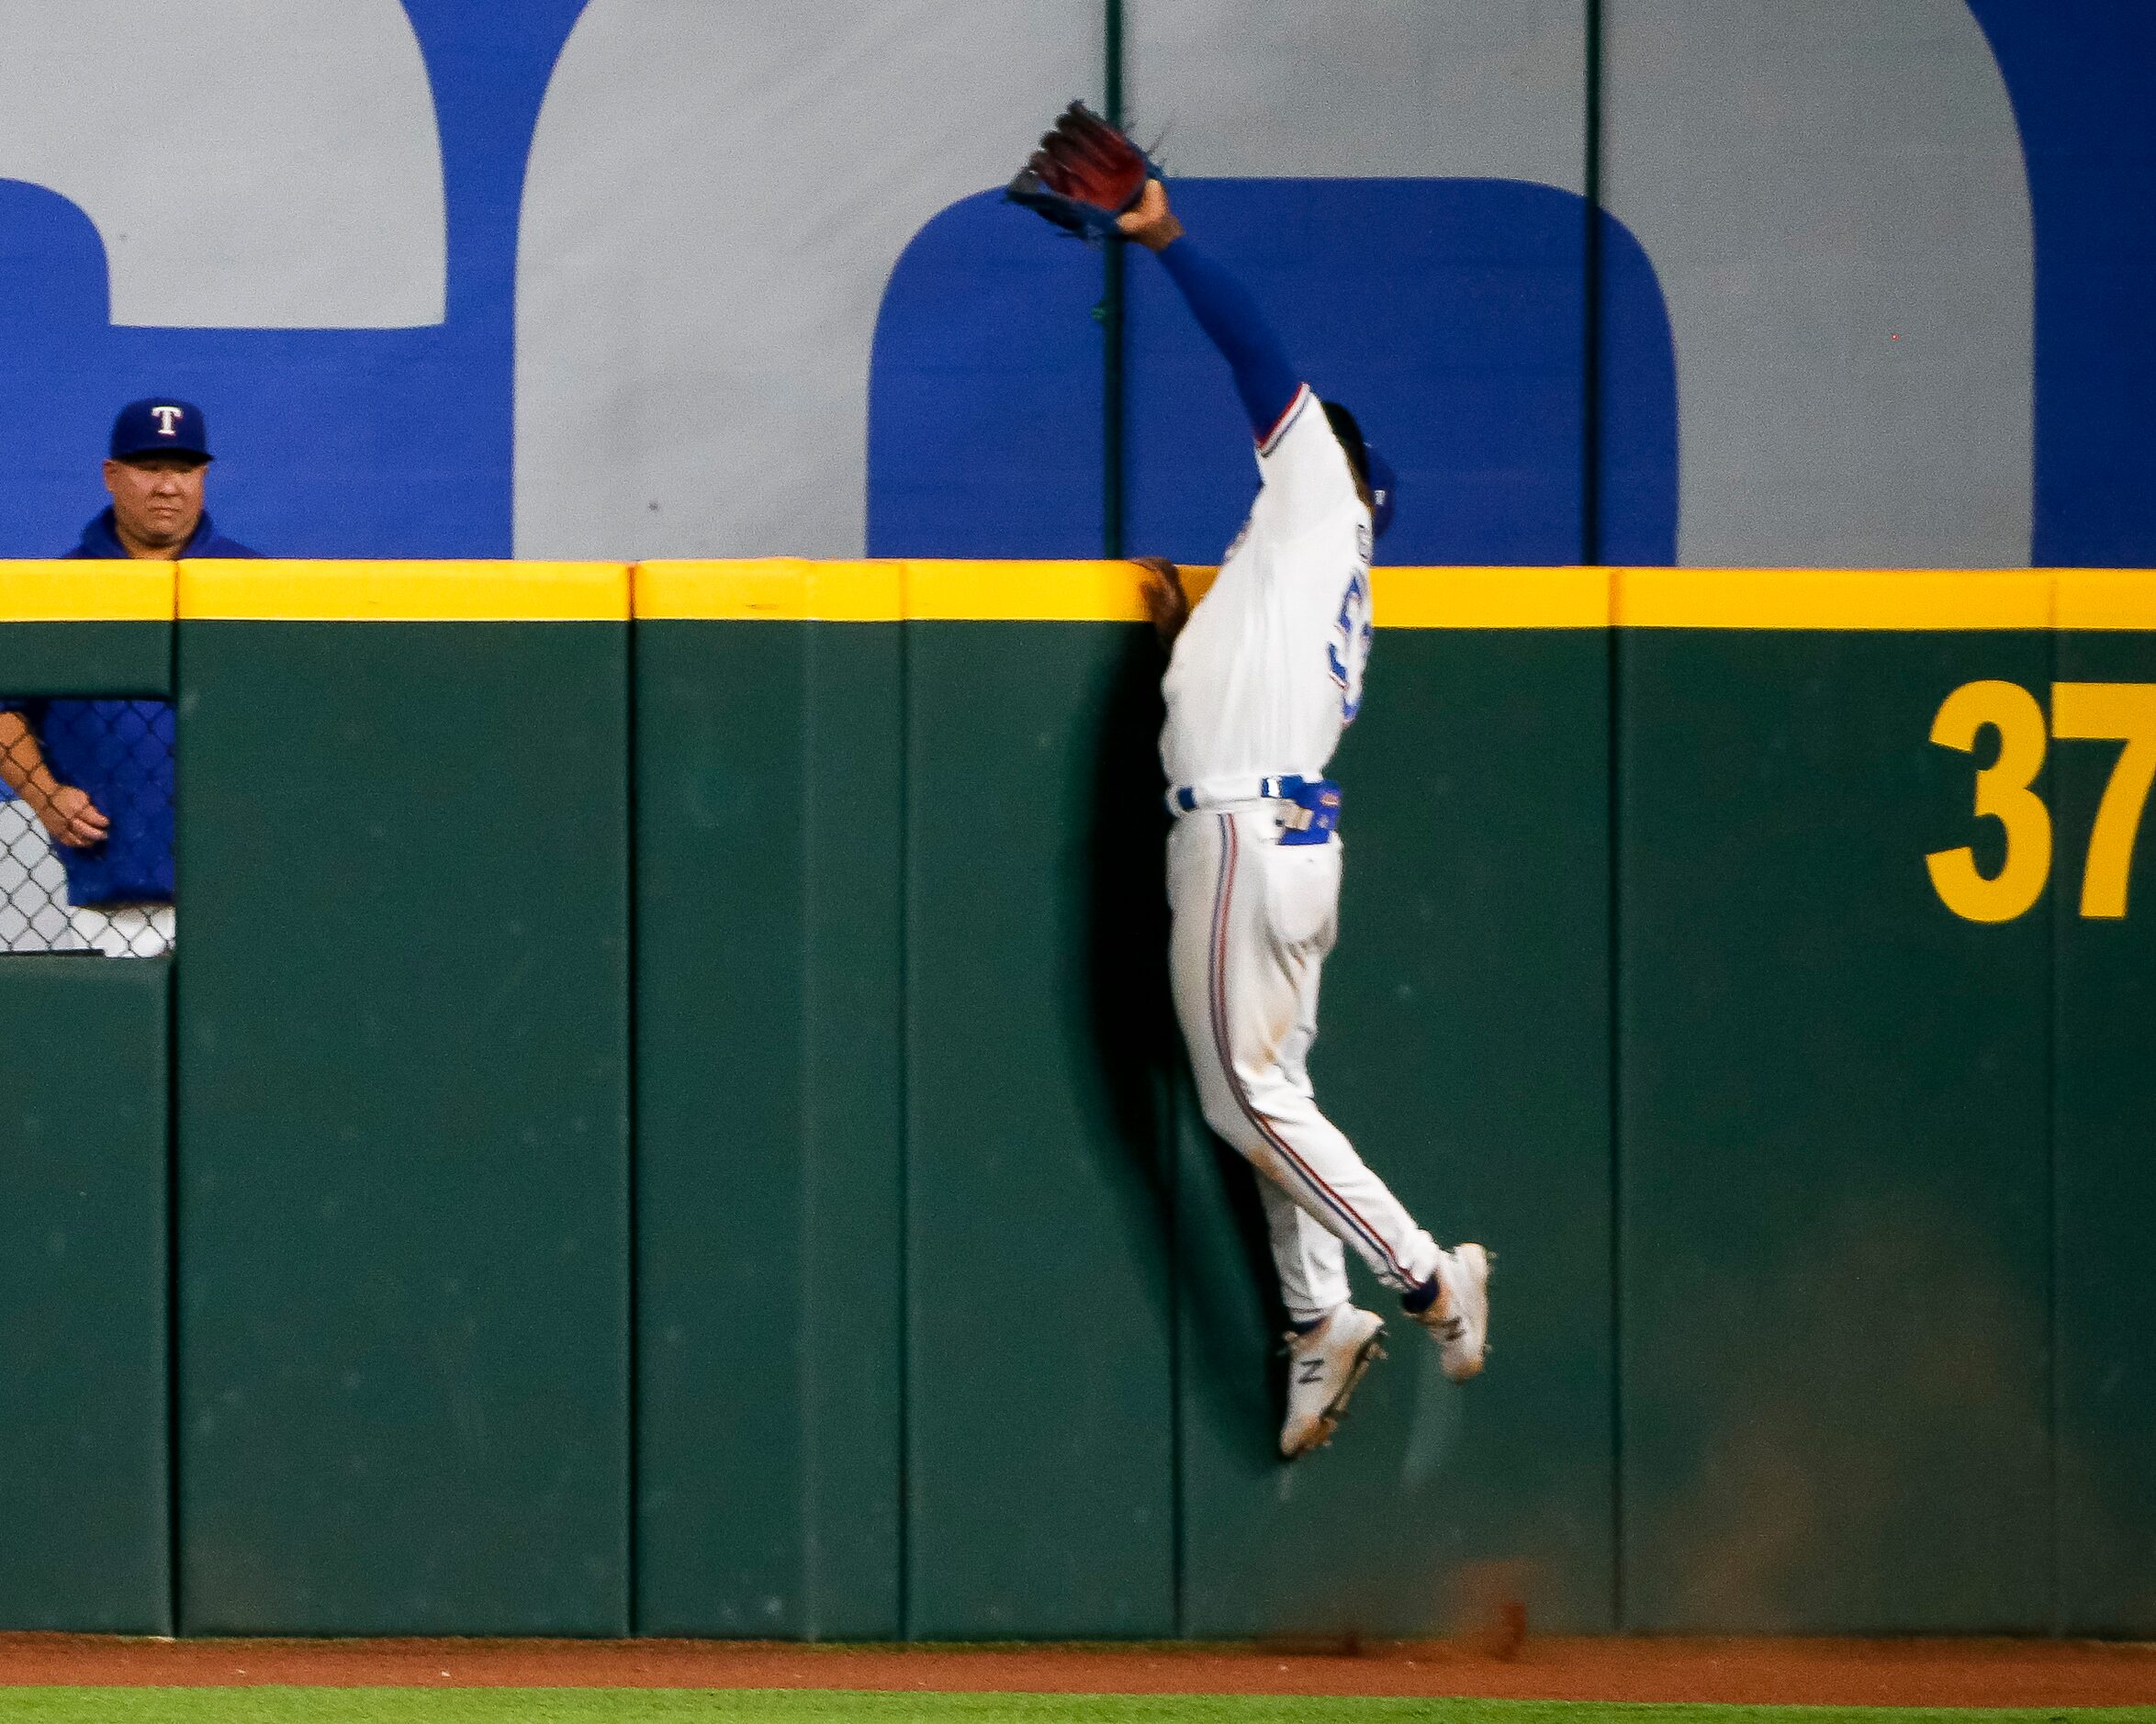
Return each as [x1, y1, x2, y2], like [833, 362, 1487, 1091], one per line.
[1126, 0, 1585, 192]
[1601, 0, 2032, 565]
[516, 0, 1101, 560]
[0, 0, 442, 328]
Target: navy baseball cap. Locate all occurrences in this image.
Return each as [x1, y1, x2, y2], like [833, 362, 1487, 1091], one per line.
[109, 397, 212, 464]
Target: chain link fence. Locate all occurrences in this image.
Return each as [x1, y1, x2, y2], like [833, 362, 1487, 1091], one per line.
[0, 697, 175, 957]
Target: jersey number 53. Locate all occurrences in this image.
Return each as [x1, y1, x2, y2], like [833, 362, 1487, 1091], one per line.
[1329, 567, 1374, 722]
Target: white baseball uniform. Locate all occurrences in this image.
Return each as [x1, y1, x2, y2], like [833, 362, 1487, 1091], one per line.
[1162, 384, 1443, 1325]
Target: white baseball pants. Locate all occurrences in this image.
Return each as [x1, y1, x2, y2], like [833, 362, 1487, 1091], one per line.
[1167, 806, 1442, 1324]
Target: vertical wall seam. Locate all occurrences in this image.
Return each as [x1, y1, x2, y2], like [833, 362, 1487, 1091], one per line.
[1585, 0, 1623, 1635]
[1104, 0, 1179, 1637]
[894, 605, 913, 1640]
[1102, 243, 1128, 557]
[1607, 619, 1625, 1634]
[799, 620, 821, 1637]
[1605, 616, 1625, 1632]
[165, 616, 183, 1636]
[1103, 0, 1128, 565]
[1166, 1077, 1185, 1638]
[623, 610, 642, 1635]
[2046, 591, 2062, 1636]
[1581, 0, 1606, 569]
[1101, 0, 1177, 1634]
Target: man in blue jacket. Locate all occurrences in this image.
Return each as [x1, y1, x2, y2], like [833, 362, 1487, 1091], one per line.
[0, 397, 259, 956]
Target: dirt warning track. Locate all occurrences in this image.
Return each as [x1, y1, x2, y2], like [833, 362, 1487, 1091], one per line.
[1, 1634, 2152, 1707]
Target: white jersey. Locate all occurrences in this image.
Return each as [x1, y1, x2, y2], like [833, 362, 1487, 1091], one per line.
[1160, 384, 1375, 792]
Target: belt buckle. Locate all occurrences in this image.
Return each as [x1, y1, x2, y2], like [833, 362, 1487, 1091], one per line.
[1275, 776, 1340, 847]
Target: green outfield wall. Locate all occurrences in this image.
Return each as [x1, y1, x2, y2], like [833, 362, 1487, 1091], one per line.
[0, 563, 171, 1631]
[0, 558, 2151, 1639]
[633, 562, 905, 1638]
[172, 563, 631, 1636]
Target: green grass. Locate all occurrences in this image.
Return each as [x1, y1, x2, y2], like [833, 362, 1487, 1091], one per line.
[0, 1696, 2150, 1724]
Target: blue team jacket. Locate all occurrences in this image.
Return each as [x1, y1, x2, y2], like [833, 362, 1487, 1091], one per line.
[0, 509, 259, 907]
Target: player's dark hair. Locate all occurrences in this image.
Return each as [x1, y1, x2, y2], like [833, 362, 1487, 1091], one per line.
[1320, 399, 1371, 491]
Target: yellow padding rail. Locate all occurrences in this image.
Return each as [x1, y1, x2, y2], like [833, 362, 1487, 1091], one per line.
[0, 559, 2152, 629]
[636, 559, 902, 621]
[1617, 567, 2053, 631]
[181, 560, 631, 621]
[0, 560, 175, 621]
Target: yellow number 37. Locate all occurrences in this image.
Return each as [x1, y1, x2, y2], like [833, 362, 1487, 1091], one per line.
[1927, 680, 2156, 923]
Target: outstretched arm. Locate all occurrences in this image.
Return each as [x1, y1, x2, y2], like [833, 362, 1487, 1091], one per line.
[1118, 183, 1300, 444]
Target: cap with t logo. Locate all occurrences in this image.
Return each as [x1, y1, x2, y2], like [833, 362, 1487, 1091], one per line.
[109, 397, 212, 464]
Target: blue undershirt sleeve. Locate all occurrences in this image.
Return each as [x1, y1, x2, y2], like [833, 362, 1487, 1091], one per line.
[1154, 236, 1301, 443]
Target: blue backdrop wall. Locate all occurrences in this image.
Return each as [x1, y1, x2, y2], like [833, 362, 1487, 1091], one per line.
[0, 0, 2146, 569]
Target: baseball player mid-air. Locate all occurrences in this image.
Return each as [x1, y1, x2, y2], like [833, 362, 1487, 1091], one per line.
[1011, 106, 1489, 1459]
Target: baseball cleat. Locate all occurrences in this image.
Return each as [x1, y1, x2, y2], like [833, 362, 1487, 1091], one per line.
[1279, 1304, 1387, 1459]
[1415, 1243, 1491, 1382]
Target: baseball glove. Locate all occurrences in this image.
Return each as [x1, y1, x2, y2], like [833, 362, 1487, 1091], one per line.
[1005, 101, 1161, 241]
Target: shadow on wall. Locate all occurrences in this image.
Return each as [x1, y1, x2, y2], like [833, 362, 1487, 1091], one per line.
[1073, 622, 1286, 1466]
